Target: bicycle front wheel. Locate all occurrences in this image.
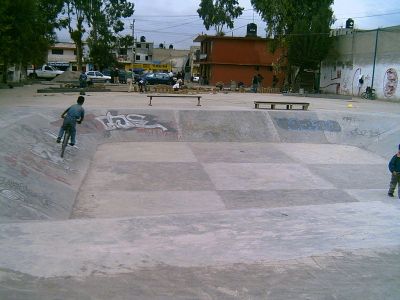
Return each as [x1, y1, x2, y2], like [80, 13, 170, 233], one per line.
[61, 129, 71, 158]
[361, 92, 368, 99]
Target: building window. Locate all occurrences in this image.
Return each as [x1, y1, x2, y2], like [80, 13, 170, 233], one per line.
[145, 44, 149, 49]
[136, 55, 140, 61]
[145, 56, 149, 61]
[74, 50, 77, 55]
[266, 66, 273, 72]
[52, 49, 63, 55]
[136, 43, 141, 48]
[119, 48, 127, 55]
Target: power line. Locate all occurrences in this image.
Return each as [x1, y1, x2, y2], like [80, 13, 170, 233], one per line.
[335, 10, 400, 20]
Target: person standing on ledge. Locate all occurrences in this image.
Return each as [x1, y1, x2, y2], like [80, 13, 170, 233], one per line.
[388, 144, 400, 198]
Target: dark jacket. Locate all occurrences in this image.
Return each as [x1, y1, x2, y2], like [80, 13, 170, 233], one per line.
[388, 154, 400, 173]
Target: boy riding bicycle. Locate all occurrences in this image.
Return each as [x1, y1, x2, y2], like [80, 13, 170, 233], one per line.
[57, 96, 85, 146]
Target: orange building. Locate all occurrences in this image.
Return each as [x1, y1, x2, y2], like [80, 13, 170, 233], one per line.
[193, 35, 286, 89]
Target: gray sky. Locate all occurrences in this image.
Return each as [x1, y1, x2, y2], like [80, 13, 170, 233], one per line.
[57, 0, 400, 49]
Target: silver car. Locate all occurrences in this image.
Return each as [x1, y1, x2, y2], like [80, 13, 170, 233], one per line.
[85, 71, 111, 83]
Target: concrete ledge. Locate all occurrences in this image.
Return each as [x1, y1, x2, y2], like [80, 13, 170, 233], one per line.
[37, 88, 111, 93]
[283, 92, 352, 100]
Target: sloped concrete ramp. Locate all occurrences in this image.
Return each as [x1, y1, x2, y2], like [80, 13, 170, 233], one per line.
[1, 107, 400, 299]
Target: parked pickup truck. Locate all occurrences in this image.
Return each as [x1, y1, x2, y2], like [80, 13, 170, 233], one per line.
[27, 65, 64, 79]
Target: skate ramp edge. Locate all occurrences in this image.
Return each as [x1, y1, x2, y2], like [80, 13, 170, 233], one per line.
[0, 108, 399, 223]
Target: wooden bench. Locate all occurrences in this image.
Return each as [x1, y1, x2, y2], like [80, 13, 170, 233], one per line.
[147, 95, 202, 106]
[254, 101, 309, 110]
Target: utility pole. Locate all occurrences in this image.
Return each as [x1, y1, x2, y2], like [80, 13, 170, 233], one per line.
[371, 28, 379, 89]
[132, 19, 136, 64]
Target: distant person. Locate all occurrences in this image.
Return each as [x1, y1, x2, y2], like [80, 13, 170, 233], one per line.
[56, 96, 85, 146]
[114, 68, 119, 84]
[388, 144, 400, 198]
[357, 74, 364, 96]
[173, 79, 182, 91]
[127, 71, 134, 92]
[79, 71, 87, 88]
[138, 77, 146, 93]
[252, 74, 259, 93]
[272, 75, 279, 88]
[257, 73, 264, 92]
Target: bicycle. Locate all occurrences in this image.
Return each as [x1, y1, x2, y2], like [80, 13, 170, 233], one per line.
[361, 86, 376, 100]
[60, 124, 72, 158]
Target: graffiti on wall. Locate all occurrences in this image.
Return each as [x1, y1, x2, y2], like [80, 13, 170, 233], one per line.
[275, 118, 341, 132]
[0, 176, 58, 219]
[341, 74, 351, 95]
[342, 116, 383, 137]
[383, 68, 398, 98]
[95, 112, 171, 132]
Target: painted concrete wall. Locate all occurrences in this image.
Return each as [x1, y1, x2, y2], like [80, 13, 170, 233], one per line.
[320, 27, 400, 100]
[2, 107, 400, 223]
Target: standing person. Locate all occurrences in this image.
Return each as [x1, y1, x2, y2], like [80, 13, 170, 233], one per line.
[388, 144, 400, 198]
[56, 96, 85, 146]
[127, 70, 134, 92]
[252, 74, 259, 93]
[357, 74, 364, 96]
[257, 73, 264, 92]
[79, 71, 87, 88]
[114, 68, 119, 84]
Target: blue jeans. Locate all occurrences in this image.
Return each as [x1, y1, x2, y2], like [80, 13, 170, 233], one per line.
[388, 173, 400, 198]
[58, 123, 77, 144]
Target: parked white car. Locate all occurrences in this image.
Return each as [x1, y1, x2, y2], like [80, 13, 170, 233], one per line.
[85, 71, 111, 83]
[192, 76, 200, 82]
[27, 65, 64, 79]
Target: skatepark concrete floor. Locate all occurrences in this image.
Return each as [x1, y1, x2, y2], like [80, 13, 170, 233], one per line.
[0, 83, 400, 299]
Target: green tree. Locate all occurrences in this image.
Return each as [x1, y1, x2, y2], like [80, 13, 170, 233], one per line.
[60, 0, 134, 71]
[0, 0, 63, 83]
[197, 0, 244, 35]
[251, 0, 334, 90]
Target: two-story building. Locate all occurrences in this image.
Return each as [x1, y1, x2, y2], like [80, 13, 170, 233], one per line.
[48, 42, 80, 71]
[193, 29, 286, 88]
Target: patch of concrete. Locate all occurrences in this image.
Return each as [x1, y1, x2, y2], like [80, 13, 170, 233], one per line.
[1, 248, 399, 300]
[0, 202, 399, 278]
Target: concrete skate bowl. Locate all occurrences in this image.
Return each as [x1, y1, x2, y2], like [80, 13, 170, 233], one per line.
[0, 107, 399, 223]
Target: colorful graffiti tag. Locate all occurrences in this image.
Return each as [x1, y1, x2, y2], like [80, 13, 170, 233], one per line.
[383, 68, 398, 98]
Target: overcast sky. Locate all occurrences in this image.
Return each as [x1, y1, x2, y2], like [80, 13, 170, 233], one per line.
[57, 0, 400, 49]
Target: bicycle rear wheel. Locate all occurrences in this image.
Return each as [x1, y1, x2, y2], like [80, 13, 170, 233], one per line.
[60, 127, 71, 158]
